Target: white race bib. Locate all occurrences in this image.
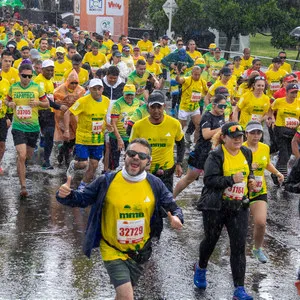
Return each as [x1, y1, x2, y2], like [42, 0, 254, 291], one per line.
[16, 105, 32, 119]
[253, 176, 263, 193]
[191, 91, 201, 102]
[92, 121, 103, 134]
[223, 182, 246, 201]
[251, 114, 261, 121]
[270, 81, 280, 91]
[117, 219, 145, 244]
[285, 117, 299, 128]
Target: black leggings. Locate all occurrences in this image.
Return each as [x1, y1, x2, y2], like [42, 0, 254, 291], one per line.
[199, 207, 249, 287]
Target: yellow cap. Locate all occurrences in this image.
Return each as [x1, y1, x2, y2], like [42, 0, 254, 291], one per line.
[209, 43, 217, 49]
[123, 84, 136, 95]
[195, 57, 206, 66]
[56, 46, 65, 54]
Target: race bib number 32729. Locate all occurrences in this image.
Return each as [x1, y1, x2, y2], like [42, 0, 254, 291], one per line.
[117, 219, 145, 244]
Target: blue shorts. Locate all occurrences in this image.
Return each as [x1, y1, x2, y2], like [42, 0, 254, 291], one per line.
[75, 144, 104, 161]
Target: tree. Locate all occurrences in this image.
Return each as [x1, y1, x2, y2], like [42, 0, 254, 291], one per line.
[148, 0, 169, 38]
[128, 0, 150, 28]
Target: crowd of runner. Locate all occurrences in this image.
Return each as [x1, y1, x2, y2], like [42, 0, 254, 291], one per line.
[0, 16, 300, 300]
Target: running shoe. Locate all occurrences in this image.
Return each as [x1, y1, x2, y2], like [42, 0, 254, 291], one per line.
[233, 286, 253, 300]
[77, 181, 87, 193]
[20, 186, 28, 198]
[194, 263, 207, 289]
[42, 161, 54, 170]
[39, 136, 45, 148]
[252, 247, 268, 263]
[67, 160, 76, 178]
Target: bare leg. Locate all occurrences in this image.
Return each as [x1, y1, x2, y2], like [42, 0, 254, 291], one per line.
[250, 201, 267, 249]
[0, 141, 5, 174]
[191, 113, 201, 144]
[115, 282, 134, 300]
[173, 168, 200, 198]
[15, 144, 27, 188]
[82, 159, 99, 183]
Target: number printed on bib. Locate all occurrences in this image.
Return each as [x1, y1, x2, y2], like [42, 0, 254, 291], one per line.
[253, 176, 263, 193]
[16, 105, 32, 119]
[270, 82, 280, 91]
[92, 121, 103, 134]
[285, 117, 299, 128]
[223, 182, 246, 201]
[117, 219, 145, 244]
[191, 91, 201, 102]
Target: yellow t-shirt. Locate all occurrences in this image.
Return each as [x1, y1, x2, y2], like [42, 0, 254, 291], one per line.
[82, 52, 107, 72]
[240, 57, 254, 70]
[103, 39, 114, 53]
[133, 55, 146, 66]
[34, 74, 54, 95]
[146, 62, 162, 76]
[100, 172, 155, 261]
[2, 67, 20, 85]
[243, 142, 270, 199]
[222, 145, 250, 201]
[0, 78, 10, 118]
[265, 69, 287, 97]
[16, 39, 29, 51]
[69, 94, 110, 145]
[233, 65, 244, 78]
[160, 45, 171, 58]
[208, 79, 236, 98]
[180, 76, 208, 112]
[137, 40, 153, 53]
[13, 58, 22, 69]
[187, 50, 202, 61]
[38, 49, 52, 61]
[268, 62, 292, 74]
[236, 82, 250, 99]
[237, 91, 270, 128]
[23, 30, 35, 40]
[63, 68, 89, 86]
[130, 115, 184, 172]
[272, 97, 300, 127]
[154, 52, 164, 64]
[54, 60, 72, 85]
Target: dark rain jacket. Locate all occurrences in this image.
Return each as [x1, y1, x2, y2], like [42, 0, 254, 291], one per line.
[56, 171, 184, 257]
[197, 145, 254, 211]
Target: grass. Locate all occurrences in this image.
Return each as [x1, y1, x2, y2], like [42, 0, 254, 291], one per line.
[250, 33, 300, 70]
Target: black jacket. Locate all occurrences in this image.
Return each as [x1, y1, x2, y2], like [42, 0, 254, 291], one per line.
[197, 145, 254, 211]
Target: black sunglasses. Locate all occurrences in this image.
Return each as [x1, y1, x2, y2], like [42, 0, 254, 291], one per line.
[280, 56, 286, 59]
[126, 149, 150, 160]
[70, 82, 79, 85]
[177, 44, 184, 46]
[217, 104, 227, 109]
[21, 74, 33, 79]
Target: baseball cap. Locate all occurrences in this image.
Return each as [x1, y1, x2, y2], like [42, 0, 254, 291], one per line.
[215, 86, 229, 97]
[147, 53, 155, 59]
[148, 91, 165, 106]
[122, 45, 130, 52]
[91, 41, 100, 48]
[133, 46, 140, 51]
[209, 43, 217, 49]
[15, 30, 22, 36]
[195, 57, 206, 68]
[103, 30, 110, 35]
[233, 56, 241, 61]
[30, 48, 40, 59]
[112, 44, 118, 51]
[220, 67, 232, 76]
[215, 47, 221, 52]
[221, 122, 244, 138]
[154, 43, 161, 48]
[286, 83, 299, 93]
[64, 37, 72, 44]
[112, 51, 122, 57]
[7, 43, 15, 48]
[123, 84, 136, 95]
[162, 35, 169, 40]
[245, 121, 263, 133]
[56, 46, 65, 54]
[42, 59, 54, 68]
[283, 74, 296, 83]
[89, 78, 103, 88]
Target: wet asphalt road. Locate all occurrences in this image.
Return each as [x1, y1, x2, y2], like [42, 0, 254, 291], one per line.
[0, 130, 300, 300]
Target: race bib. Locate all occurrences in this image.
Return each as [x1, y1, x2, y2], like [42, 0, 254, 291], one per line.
[253, 176, 263, 193]
[123, 116, 130, 129]
[223, 182, 246, 201]
[92, 121, 103, 134]
[270, 81, 280, 91]
[251, 114, 261, 121]
[117, 219, 145, 244]
[16, 105, 32, 119]
[191, 91, 201, 102]
[285, 117, 299, 128]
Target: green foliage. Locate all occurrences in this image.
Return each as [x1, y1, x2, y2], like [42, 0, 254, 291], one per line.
[128, 0, 150, 28]
[148, 0, 169, 37]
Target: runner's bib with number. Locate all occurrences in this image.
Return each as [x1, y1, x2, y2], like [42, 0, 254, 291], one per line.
[223, 182, 246, 201]
[285, 117, 299, 128]
[270, 82, 280, 91]
[253, 176, 263, 193]
[251, 114, 261, 121]
[191, 91, 201, 102]
[16, 105, 32, 119]
[92, 121, 103, 134]
[117, 219, 145, 244]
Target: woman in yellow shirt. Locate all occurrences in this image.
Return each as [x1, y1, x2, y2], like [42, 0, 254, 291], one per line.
[243, 121, 284, 263]
[270, 83, 300, 183]
[186, 39, 202, 61]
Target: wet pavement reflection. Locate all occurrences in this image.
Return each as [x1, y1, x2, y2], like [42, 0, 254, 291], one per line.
[0, 132, 299, 299]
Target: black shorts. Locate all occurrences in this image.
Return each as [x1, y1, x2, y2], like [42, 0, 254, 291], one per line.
[249, 193, 268, 204]
[11, 129, 39, 148]
[0, 118, 8, 142]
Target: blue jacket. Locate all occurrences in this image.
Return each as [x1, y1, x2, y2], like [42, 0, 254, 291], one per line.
[56, 171, 184, 258]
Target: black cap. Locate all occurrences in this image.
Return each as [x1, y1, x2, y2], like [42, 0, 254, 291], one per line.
[112, 51, 122, 57]
[221, 122, 244, 138]
[286, 83, 299, 93]
[112, 44, 118, 51]
[143, 32, 149, 38]
[148, 91, 165, 106]
[215, 86, 229, 97]
[220, 67, 232, 76]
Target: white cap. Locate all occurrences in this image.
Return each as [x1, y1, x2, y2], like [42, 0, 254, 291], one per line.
[89, 78, 103, 88]
[64, 37, 72, 44]
[7, 43, 15, 48]
[42, 59, 54, 68]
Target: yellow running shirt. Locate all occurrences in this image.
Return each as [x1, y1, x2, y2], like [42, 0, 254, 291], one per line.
[2, 67, 20, 85]
[272, 97, 300, 127]
[137, 40, 153, 53]
[265, 69, 287, 97]
[222, 145, 250, 201]
[208, 79, 235, 98]
[54, 60, 72, 85]
[240, 57, 253, 70]
[63, 68, 89, 86]
[179, 76, 208, 112]
[146, 62, 162, 76]
[130, 115, 184, 172]
[69, 94, 110, 145]
[237, 91, 270, 128]
[243, 141, 270, 199]
[82, 51, 107, 73]
[187, 50, 202, 61]
[0, 77, 10, 118]
[100, 172, 155, 261]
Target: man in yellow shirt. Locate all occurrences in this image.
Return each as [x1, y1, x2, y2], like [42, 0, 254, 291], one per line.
[14, 30, 31, 50]
[57, 137, 183, 300]
[268, 51, 292, 73]
[240, 48, 253, 71]
[82, 41, 107, 75]
[130, 91, 185, 192]
[159, 35, 171, 58]
[13, 46, 31, 69]
[54, 47, 72, 86]
[102, 30, 114, 53]
[64, 78, 110, 192]
[117, 34, 133, 54]
[38, 38, 52, 61]
[137, 32, 153, 55]
[1, 50, 20, 85]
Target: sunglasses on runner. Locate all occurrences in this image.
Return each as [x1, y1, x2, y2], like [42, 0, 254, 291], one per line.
[254, 76, 265, 81]
[217, 104, 227, 109]
[280, 56, 286, 59]
[228, 125, 243, 133]
[70, 82, 79, 85]
[21, 74, 33, 79]
[126, 150, 150, 160]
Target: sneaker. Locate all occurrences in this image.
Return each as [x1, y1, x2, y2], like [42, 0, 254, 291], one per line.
[194, 263, 207, 289]
[252, 247, 268, 263]
[77, 181, 87, 193]
[233, 286, 253, 300]
[42, 161, 54, 170]
[67, 159, 76, 178]
[39, 136, 45, 148]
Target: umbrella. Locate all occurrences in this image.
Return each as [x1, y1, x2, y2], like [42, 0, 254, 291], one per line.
[290, 26, 300, 37]
[0, 0, 24, 8]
